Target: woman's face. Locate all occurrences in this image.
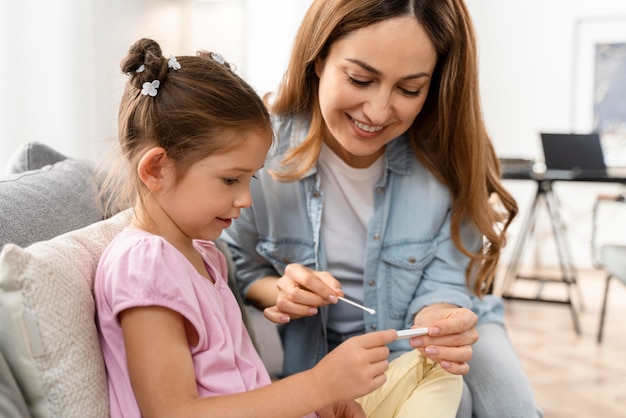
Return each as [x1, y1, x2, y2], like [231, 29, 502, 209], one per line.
[315, 16, 437, 168]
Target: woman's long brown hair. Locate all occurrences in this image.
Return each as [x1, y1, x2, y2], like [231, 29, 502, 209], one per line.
[269, 0, 518, 296]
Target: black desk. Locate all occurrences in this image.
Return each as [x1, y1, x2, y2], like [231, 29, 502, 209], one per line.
[500, 169, 626, 334]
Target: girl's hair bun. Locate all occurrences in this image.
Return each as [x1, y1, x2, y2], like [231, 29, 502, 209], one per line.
[120, 38, 169, 90]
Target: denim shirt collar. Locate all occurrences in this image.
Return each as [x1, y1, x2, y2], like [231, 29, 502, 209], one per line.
[271, 114, 414, 182]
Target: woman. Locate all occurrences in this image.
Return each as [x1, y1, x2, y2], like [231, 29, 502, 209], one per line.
[223, 0, 542, 416]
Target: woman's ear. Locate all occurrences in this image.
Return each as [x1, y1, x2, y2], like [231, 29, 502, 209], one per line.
[137, 147, 169, 191]
[314, 57, 325, 78]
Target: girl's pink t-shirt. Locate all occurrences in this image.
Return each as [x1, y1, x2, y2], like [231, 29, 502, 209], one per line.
[95, 228, 273, 418]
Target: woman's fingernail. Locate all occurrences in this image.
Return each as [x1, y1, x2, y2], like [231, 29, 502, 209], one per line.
[440, 360, 451, 369]
[425, 346, 438, 355]
[281, 316, 290, 323]
[327, 294, 338, 303]
[308, 307, 318, 315]
[429, 326, 441, 335]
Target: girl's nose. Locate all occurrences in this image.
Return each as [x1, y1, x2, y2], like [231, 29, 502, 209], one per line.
[234, 188, 253, 209]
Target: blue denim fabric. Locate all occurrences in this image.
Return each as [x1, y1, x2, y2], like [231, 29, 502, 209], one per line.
[222, 115, 505, 376]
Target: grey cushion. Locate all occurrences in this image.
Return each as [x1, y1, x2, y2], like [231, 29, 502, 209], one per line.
[4, 142, 68, 175]
[0, 159, 104, 248]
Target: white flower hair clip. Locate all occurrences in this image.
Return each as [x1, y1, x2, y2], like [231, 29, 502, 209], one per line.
[141, 80, 160, 97]
[136, 64, 145, 73]
[210, 52, 225, 65]
[168, 54, 181, 70]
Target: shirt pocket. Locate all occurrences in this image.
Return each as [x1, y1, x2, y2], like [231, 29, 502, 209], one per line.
[381, 239, 437, 319]
[256, 238, 317, 275]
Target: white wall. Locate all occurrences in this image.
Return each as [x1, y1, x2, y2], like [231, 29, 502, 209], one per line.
[466, 0, 626, 268]
[1, 0, 625, 268]
[0, 0, 311, 172]
[467, 0, 626, 159]
[1, 0, 96, 167]
[0, 0, 192, 169]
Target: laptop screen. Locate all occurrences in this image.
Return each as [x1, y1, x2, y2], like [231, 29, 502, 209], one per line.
[540, 133, 607, 172]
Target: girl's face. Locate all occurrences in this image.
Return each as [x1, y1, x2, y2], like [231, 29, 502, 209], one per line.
[315, 16, 437, 168]
[158, 131, 271, 242]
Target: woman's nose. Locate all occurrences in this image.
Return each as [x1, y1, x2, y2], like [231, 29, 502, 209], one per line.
[363, 88, 393, 125]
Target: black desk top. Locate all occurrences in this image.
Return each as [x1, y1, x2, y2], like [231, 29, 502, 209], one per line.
[502, 168, 626, 183]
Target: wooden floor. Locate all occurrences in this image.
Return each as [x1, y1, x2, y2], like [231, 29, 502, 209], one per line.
[498, 266, 626, 418]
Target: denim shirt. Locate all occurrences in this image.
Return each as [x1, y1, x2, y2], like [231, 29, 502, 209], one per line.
[222, 115, 504, 376]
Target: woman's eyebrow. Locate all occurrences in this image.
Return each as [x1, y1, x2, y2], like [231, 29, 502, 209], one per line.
[345, 58, 431, 80]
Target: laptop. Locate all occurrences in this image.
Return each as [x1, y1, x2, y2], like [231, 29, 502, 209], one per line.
[540, 132, 608, 179]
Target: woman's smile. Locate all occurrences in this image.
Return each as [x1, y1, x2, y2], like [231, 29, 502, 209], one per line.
[350, 116, 384, 134]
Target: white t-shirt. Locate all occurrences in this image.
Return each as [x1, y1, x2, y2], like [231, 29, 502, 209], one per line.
[318, 143, 384, 334]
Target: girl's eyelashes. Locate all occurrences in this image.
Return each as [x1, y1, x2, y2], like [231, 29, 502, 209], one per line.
[223, 177, 239, 186]
[223, 172, 259, 185]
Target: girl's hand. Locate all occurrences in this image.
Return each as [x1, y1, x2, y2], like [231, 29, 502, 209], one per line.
[316, 400, 367, 418]
[409, 303, 478, 375]
[264, 263, 342, 323]
[310, 329, 396, 403]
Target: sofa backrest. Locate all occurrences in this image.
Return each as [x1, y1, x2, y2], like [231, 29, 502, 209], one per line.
[0, 143, 104, 249]
[0, 142, 111, 417]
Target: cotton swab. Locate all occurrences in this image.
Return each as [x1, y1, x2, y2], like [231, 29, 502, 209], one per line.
[337, 296, 376, 315]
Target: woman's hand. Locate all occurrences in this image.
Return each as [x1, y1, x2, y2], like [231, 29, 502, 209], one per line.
[409, 303, 478, 375]
[263, 263, 342, 323]
[316, 400, 367, 418]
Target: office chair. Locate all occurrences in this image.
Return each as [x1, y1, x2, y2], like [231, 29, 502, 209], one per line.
[591, 194, 626, 343]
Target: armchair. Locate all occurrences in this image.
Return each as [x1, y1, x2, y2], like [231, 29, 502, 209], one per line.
[591, 193, 626, 343]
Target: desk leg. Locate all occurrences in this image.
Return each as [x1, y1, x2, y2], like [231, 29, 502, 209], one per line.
[500, 180, 581, 334]
[501, 186, 542, 295]
[543, 184, 585, 308]
[543, 183, 582, 333]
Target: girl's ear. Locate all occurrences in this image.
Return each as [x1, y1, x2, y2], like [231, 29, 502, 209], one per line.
[137, 147, 169, 191]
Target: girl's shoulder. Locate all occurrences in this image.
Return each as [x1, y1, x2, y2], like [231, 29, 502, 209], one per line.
[107, 227, 167, 253]
[108, 233, 228, 281]
[105, 231, 226, 273]
[101, 228, 184, 272]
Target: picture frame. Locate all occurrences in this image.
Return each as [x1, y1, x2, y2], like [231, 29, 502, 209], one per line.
[571, 17, 626, 166]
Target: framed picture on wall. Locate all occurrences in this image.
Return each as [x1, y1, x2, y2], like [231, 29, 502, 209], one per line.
[572, 17, 626, 166]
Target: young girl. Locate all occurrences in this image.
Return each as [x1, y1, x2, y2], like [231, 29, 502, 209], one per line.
[95, 38, 460, 418]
